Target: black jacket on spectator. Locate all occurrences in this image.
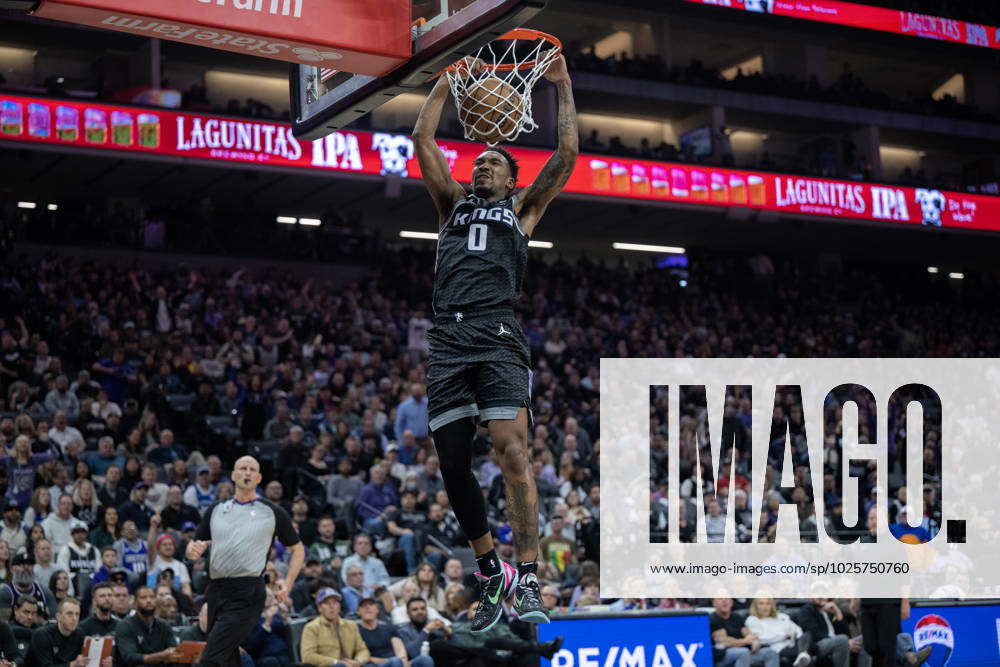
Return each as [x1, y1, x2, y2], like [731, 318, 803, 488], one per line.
[98, 485, 129, 511]
[795, 603, 850, 641]
[161, 502, 201, 531]
[239, 391, 267, 440]
[290, 577, 316, 616]
[79, 613, 118, 637]
[10, 621, 36, 658]
[423, 519, 460, 552]
[278, 442, 309, 492]
[117, 500, 154, 532]
[294, 517, 318, 547]
[114, 613, 176, 666]
[0, 621, 21, 665]
[29, 622, 85, 667]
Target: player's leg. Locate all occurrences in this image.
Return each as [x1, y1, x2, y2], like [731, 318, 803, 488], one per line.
[432, 416, 488, 545]
[427, 321, 487, 549]
[427, 328, 515, 633]
[487, 409, 537, 562]
[476, 331, 547, 624]
[202, 577, 266, 667]
[432, 414, 516, 633]
[427, 337, 489, 548]
[487, 409, 547, 623]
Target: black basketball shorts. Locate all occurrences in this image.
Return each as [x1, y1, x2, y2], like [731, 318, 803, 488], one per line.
[426, 308, 532, 431]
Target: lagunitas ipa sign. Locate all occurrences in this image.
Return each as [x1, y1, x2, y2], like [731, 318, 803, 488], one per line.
[602, 358, 1000, 599]
[30, 0, 411, 75]
[5, 93, 1000, 233]
[683, 0, 1000, 51]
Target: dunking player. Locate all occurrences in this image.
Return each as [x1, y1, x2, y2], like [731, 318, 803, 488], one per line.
[412, 55, 577, 632]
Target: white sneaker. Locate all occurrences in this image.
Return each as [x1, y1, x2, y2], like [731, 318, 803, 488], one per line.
[794, 651, 811, 666]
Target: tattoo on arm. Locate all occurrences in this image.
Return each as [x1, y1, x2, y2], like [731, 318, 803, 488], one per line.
[522, 79, 579, 218]
[532, 153, 569, 195]
[507, 481, 539, 554]
[554, 79, 579, 157]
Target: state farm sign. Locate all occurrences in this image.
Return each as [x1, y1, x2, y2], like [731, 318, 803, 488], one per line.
[30, 0, 410, 75]
[196, 0, 303, 19]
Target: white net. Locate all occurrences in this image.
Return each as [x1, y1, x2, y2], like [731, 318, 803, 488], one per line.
[444, 30, 561, 145]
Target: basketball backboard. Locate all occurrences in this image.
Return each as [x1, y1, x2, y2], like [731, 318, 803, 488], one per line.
[289, 0, 546, 140]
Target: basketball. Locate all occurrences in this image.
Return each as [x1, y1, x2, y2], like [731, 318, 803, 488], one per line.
[458, 76, 522, 144]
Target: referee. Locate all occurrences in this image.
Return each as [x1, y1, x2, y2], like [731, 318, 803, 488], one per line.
[186, 456, 304, 667]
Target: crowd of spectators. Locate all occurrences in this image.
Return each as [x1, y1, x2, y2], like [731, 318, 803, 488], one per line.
[0, 245, 600, 665]
[0, 242, 995, 664]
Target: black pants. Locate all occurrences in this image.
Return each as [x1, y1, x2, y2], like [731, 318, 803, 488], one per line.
[202, 576, 267, 667]
[430, 641, 506, 667]
[861, 602, 901, 667]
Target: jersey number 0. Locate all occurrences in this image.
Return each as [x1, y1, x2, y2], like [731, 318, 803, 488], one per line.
[467, 223, 488, 251]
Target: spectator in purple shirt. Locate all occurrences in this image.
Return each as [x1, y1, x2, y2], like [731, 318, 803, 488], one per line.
[355, 465, 399, 537]
[3, 435, 56, 508]
[91, 349, 136, 405]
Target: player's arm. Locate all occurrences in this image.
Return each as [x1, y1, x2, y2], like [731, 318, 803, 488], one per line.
[185, 504, 214, 561]
[276, 541, 304, 606]
[272, 504, 304, 605]
[412, 76, 466, 224]
[147, 513, 160, 565]
[516, 55, 578, 236]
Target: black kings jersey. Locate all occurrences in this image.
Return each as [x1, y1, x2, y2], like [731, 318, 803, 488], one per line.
[432, 194, 528, 314]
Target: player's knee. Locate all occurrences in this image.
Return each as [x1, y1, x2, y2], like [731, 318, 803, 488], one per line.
[437, 452, 473, 481]
[492, 428, 527, 455]
[432, 417, 476, 475]
[497, 439, 529, 474]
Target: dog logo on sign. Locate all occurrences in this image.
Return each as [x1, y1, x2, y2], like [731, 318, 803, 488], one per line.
[372, 133, 415, 178]
[743, 0, 774, 13]
[915, 188, 946, 227]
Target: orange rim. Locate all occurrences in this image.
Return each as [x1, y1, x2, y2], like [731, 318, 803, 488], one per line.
[445, 29, 562, 73]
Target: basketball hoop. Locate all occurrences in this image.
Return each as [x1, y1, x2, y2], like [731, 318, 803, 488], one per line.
[444, 28, 561, 145]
